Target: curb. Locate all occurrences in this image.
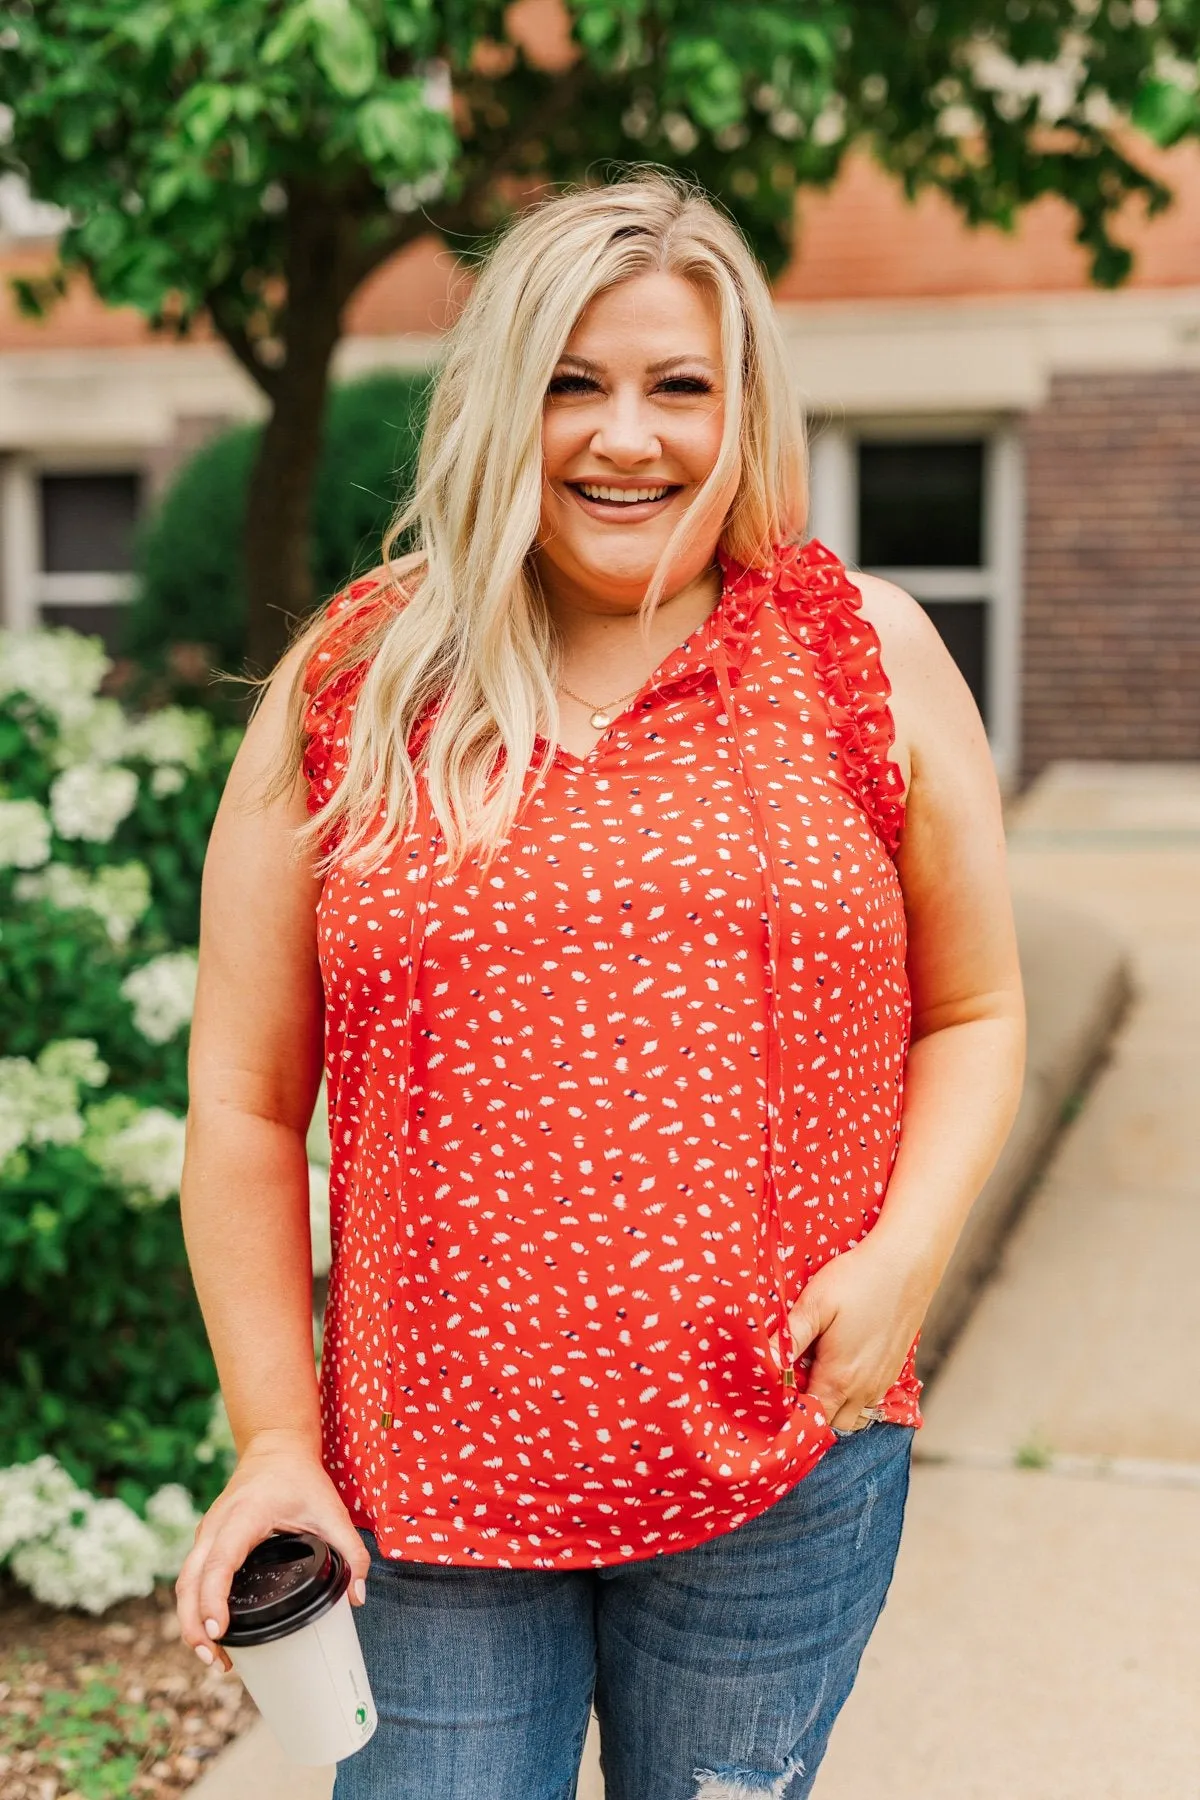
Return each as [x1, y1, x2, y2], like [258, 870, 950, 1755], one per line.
[915, 885, 1131, 1380]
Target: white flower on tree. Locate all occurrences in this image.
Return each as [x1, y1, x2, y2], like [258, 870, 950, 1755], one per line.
[0, 797, 52, 870]
[0, 627, 108, 729]
[121, 950, 199, 1044]
[83, 1097, 187, 1207]
[14, 860, 153, 946]
[49, 763, 139, 843]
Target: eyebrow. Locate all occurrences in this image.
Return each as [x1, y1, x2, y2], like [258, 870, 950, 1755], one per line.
[555, 353, 719, 375]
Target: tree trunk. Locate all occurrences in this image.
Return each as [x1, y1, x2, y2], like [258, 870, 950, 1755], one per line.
[243, 185, 354, 675]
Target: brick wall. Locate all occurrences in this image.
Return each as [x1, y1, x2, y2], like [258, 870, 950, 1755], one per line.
[1021, 369, 1200, 781]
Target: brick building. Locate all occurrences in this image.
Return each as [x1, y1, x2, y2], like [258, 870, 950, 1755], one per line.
[1, 141, 1199, 790]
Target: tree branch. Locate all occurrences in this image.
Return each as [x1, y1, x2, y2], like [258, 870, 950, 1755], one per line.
[349, 61, 593, 288]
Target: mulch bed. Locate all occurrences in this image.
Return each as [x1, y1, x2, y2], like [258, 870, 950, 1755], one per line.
[0, 1578, 256, 1799]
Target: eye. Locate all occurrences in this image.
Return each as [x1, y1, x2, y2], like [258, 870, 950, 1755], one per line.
[547, 373, 599, 396]
[655, 375, 713, 396]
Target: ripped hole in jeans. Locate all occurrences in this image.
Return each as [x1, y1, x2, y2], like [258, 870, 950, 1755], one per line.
[691, 1749, 805, 1799]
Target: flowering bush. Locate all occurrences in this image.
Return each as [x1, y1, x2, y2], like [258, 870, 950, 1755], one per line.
[0, 626, 245, 1610]
[0, 624, 334, 1610]
[0, 1455, 199, 1612]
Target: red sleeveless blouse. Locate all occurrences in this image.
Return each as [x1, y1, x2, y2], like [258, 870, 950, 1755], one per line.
[302, 538, 920, 1569]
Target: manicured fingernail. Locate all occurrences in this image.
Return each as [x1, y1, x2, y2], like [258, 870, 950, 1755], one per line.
[204, 1619, 221, 1638]
[195, 1643, 214, 1665]
[353, 1578, 367, 1604]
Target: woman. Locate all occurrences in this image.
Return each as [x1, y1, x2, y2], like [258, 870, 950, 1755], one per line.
[176, 173, 1025, 1799]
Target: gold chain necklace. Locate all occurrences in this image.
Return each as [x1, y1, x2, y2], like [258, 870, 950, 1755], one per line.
[556, 679, 645, 731]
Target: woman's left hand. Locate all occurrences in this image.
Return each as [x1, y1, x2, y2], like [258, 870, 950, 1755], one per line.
[768, 1231, 938, 1433]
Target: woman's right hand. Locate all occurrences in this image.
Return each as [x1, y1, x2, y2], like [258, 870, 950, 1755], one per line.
[175, 1428, 372, 1673]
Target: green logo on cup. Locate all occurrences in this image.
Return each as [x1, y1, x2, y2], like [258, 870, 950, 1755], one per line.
[355, 1705, 368, 1727]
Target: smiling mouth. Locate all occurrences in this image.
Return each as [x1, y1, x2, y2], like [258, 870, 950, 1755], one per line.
[568, 482, 680, 506]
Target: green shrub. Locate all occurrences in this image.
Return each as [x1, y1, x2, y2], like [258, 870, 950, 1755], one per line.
[123, 369, 431, 677]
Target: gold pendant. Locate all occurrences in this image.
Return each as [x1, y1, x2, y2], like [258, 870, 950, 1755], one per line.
[589, 710, 610, 729]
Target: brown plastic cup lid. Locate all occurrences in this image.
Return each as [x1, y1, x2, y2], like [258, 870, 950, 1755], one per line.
[217, 1532, 350, 1648]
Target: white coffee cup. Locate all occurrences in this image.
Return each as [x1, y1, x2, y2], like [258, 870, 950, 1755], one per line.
[217, 1531, 377, 1766]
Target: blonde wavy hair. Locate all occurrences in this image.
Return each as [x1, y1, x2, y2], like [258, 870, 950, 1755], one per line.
[271, 169, 808, 875]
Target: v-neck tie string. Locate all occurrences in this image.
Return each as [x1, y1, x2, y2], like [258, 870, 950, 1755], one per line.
[710, 634, 799, 1404]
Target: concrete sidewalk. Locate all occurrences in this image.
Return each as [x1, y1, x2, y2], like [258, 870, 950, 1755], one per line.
[818, 762, 1200, 1799]
[191, 762, 1149, 1800]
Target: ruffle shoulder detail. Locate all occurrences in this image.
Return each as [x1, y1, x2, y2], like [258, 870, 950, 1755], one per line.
[770, 538, 907, 859]
[300, 573, 392, 819]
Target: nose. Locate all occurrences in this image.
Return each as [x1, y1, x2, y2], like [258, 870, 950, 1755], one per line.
[589, 383, 662, 469]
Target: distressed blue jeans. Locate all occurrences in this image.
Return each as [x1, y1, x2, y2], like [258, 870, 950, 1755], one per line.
[332, 1420, 915, 1800]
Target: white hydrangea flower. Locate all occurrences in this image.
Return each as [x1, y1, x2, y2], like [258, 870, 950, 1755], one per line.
[38, 1038, 108, 1089]
[49, 762, 139, 842]
[144, 1483, 200, 1578]
[52, 696, 131, 769]
[15, 860, 153, 946]
[194, 1391, 235, 1473]
[150, 765, 187, 798]
[0, 1455, 85, 1561]
[125, 706, 213, 772]
[0, 797, 52, 870]
[0, 627, 109, 728]
[310, 1161, 332, 1278]
[84, 1098, 187, 1207]
[11, 1493, 160, 1613]
[121, 951, 198, 1044]
[0, 1040, 108, 1167]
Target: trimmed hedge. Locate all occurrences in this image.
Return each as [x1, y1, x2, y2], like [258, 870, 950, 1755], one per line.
[122, 369, 431, 678]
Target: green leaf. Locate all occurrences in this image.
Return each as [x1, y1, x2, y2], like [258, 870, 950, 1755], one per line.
[356, 91, 422, 168]
[110, 4, 173, 55]
[177, 83, 236, 149]
[310, 0, 378, 99]
[668, 39, 746, 134]
[78, 208, 126, 261]
[57, 107, 94, 163]
[262, 1, 315, 67]
[1131, 77, 1197, 148]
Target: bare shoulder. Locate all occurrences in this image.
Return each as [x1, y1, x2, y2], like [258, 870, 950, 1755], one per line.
[850, 570, 988, 795]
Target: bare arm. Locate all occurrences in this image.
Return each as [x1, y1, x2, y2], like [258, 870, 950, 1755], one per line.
[779, 576, 1026, 1430]
[175, 643, 369, 1666]
[862, 573, 1026, 1279]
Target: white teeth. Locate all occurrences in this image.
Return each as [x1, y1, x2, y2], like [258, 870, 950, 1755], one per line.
[577, 484, 671, 504]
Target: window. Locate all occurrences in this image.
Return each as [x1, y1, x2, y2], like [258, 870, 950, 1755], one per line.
[35, 471, 143, 654]
[857, 440, 989, 722]
[40, 473, 140, 575]
[857, 442, 984, 569]
[807, 423, 1022, 785]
